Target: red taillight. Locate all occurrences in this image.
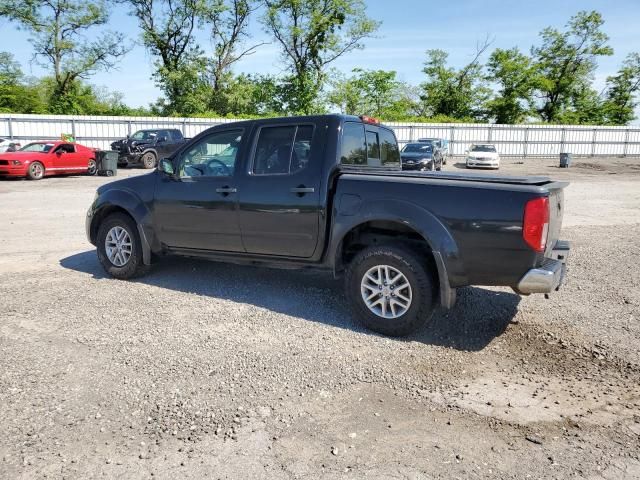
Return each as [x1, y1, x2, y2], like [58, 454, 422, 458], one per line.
[523, 197, 549, 252]
[360, 115, 381, 125]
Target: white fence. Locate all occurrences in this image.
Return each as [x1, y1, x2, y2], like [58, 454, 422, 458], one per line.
[2, 113, 640, 157]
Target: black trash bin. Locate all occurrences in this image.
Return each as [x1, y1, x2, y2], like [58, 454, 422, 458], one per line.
[560, 152, 571, 168]
[97, 150, 119, 176]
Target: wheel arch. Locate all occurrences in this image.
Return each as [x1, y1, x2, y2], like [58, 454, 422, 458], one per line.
[90, 190, 154, 265]
[329, 199, 466, 309]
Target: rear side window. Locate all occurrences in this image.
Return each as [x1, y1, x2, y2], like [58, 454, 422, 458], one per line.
[366, 130, 381, 166]
[379, 128, 400, 166]
[253, 125, 314, 175]
[340, 122, 366, 165]
[340, 122, 399, 168]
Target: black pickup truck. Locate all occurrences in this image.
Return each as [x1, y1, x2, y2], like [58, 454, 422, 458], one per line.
[111, 128, 189, 169]
[87, 115, 569, 336]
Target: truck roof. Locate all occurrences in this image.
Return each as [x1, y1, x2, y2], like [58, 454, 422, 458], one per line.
[208, 114, 392, 129]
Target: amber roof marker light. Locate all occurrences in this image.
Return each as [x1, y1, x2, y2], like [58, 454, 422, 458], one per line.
[360, 115, 381, 125]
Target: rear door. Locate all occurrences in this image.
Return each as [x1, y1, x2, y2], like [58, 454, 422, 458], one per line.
[236, 122, 324, 258]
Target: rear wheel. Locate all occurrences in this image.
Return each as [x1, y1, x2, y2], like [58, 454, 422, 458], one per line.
[27, 161, 44, 180]
[345, 245, 436, 336]
[87, 159, 97, 176]
[96, 213, 150, 279]
[141, 152, 157, 169]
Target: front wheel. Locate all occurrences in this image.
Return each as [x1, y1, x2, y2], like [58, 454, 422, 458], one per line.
[141, 152, 157, 169]
[27, 161, 45, 180]
[96, 213, 150, 279]
[345, 245, 436, 336]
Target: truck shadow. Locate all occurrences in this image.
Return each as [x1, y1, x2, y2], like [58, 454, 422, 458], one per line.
[60, 251, 519, 352]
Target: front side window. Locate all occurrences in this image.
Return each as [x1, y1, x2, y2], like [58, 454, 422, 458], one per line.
[178, 129, 243, 178]
[54, 144, 75, 154]
[253, 125, 314, 175]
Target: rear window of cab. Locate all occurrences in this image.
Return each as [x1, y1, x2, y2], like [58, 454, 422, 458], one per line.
[340, 122, 400, 168]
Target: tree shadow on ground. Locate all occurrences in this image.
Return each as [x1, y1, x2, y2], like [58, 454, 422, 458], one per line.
[61, 251, 519, 352]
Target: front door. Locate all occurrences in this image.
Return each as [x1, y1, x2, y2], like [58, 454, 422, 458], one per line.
[52, 143, 82, 173]
[237, 123, 323, 258]
[153, 129, 245, 252]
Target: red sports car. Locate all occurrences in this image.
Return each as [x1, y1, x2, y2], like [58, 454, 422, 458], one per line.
[0, 141, 98, 180]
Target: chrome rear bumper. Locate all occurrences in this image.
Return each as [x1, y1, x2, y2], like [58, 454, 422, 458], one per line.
[516, 241, 570, 295]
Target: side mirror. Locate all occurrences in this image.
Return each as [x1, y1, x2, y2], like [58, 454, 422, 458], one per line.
[56, 150, 64, 155]
[158, 158, 175, 176]
[158, 136, 168, 143]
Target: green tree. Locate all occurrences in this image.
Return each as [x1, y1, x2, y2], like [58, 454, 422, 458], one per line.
[485, 47, 537, 123]
[0, 52, 48, 113]
[328, 68, 417, 119]
[124, 0, 210, 115]
[532, 10, 613, 123]
[0, 0, 129, 112]
[602, 53, 640, 125]
[420, 41, 491, 120]
[204, 0, 265, 113]
[263, 0, 379, 114]
[211, 73, 286, 116]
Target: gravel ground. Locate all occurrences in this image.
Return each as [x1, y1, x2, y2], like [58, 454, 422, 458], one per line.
[1, 158, 639, 479]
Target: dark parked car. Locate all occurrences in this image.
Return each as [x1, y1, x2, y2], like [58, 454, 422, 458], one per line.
[111, 128, 189, 169]
[87, 115, 570, 337]
[418, 137, 449, 164]
[401, 142, 443, 171]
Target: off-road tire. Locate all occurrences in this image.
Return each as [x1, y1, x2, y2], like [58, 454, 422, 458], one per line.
[96, 213, 150, 279]
[141, 152, 157, 169]
[345, 245, 437, 337]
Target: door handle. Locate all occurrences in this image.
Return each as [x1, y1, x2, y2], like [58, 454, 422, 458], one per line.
[216, 186, 237, 195]
[290, 186, 315, 195]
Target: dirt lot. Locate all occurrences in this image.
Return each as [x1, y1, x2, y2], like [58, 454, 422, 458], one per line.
[1, 158, 639, 479]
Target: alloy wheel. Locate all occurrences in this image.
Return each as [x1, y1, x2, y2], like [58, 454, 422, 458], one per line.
[361, 265, 413, 319]
[105, 226, 132, 267]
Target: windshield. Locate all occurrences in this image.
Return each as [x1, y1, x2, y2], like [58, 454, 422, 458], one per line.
[131, 130, 158, 140]
[471, 145, 497, 152]
[403, 144, 433, 154]
[19, 143, 55, 153]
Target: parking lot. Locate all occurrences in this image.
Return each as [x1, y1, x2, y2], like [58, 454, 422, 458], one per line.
[1, 158, 639, 479]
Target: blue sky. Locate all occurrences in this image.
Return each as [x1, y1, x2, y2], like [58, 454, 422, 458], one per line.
[1, 0, 639, 108]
